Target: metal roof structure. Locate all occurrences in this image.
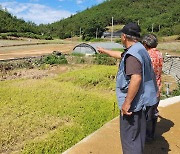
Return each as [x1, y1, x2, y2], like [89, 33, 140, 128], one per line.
[73, 42, 123, 55]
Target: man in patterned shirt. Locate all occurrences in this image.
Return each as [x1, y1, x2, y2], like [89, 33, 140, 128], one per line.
[142, 34, 163, 141]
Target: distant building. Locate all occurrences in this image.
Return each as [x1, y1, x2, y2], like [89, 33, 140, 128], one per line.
[102, 30, 122, 38]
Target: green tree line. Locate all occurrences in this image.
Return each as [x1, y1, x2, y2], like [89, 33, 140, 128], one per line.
[0, 7, 38, 33]
[49, 0, 180, 40]
[0, 7, 52, 40]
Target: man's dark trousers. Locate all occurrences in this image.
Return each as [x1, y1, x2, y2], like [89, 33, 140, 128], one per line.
[120, 110, 146, 154]
[146, 99, 160, 140]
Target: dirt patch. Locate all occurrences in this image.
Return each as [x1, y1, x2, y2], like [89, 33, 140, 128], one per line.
[0, 64, 87, 81]
[0, 43, 77, 60]
[0, 66, 67, 81]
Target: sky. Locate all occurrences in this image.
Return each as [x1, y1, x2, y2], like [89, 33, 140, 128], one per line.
[0, 0, 105, 25]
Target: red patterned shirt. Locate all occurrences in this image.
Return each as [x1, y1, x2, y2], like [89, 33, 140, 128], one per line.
[148, 48, 163, 94]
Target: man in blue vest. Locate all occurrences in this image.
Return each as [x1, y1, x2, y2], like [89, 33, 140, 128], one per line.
[97, 23, 158, 154]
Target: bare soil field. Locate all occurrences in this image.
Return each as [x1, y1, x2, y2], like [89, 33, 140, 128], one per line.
[0, 39, 179, 60]
[0, 43, 77, 60]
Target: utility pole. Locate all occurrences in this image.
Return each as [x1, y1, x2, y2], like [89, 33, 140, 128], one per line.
[96, 28, 98, 39]
[111, 17, 114, 42]
[71, 31, 73, 42]
[152, 23, 154, 33]
[80, 27, 82, 38]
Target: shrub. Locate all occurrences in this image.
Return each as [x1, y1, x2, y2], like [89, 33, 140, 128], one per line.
[172, 24, 180, 35]
[93, 54, 117, 65]
[115, 39, 121, 43]
[177, 35, 180, 40]
[0, 34, 8, 39]
[71, 53, 85, 57]
[44, 35, 53, 40]
[42, 54, 68, 65]
[171, 83, 180, 96]
[89, 38, 105, 42]
[76, 57, 85, 64]
[158, 27, 173, 36]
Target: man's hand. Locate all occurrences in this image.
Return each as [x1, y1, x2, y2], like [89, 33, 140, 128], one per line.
[121, 101, 132, 116]
[97, 47, 106, 54]
[97, 47, 122, 59]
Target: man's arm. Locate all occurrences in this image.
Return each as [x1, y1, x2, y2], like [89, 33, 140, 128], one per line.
[121, 74, 142, 115]
[97, 47, 122, 59]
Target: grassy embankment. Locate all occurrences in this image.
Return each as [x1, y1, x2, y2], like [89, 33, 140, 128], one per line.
[0, 65, 119, 153]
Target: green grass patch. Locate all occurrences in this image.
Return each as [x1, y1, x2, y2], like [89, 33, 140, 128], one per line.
[71, 53, 85, 57]
[0, 32, 53, 40]
[93, 54, 117, 65]
[171, 83, 180, 96]
[0, 65, 119, 153]
[41, 54, 68, 65]
[88, 38, 106, 42]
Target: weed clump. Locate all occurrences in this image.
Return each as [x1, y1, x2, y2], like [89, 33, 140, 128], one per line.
[93, 54, 117, 65]
[41, 54, 68, 65]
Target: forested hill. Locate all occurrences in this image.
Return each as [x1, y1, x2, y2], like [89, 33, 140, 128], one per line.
[0, 8, 52, 39]
[0, 0, 179, 40]
[49, 0, 180, 40]
[0, 8, 38, 33]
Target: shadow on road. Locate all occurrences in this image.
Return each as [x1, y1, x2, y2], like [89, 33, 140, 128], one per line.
[144, 115, 174, 154]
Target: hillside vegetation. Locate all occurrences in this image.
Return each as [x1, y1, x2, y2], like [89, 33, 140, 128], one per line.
[1, 0, 180, 40]
[0, 8, 51, 40]
[50, 0, 180, 39]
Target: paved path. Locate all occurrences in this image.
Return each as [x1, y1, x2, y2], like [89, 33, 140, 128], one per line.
[63, 96, 180, 154]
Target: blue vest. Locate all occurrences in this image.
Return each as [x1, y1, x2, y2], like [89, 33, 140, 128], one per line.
[116, 42, 158, 112]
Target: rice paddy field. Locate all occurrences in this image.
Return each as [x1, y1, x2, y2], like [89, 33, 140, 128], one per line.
[0, 38, 180, 60]
[0, 38, 179, 153]
[0, 39, 68, 47]
[0, 65, 119, 153]
[158, 41, 180, 56]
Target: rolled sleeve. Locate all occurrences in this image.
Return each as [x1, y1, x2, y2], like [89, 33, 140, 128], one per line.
[125, 55, 142, 76]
